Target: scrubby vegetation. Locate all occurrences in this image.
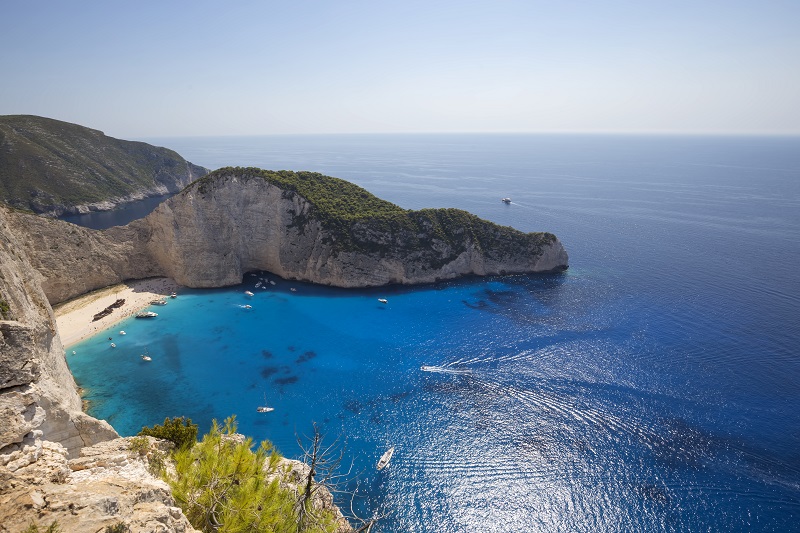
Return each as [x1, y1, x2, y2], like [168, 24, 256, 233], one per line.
[164, 416, 340, 533]
[137, 416, 198, 450]
[192, 167, 557, 260]
[0, 297, 11, 320]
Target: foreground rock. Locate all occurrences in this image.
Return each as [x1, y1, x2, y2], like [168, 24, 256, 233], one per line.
[0, 437, 198, 533]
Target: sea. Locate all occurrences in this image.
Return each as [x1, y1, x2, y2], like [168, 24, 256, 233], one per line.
[64, 134, 800, 532]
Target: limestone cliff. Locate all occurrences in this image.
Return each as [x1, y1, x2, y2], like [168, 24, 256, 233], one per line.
[0, 207, 117, 462]
[143, 168, 567, 288]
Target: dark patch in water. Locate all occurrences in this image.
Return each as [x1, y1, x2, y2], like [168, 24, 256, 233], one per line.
[296, 351, 317, 364]
[390, 391, 412, 403]
[461, 300, 489, 310]
[261, 366, 280, 379]
[370, 414, 383, 425]
[287, 346, 296, 352]
[274, 375, 299, 386]
[262, 350, 273, 359]
[634, 483, 670, 504]
[344, 400, 362, 414]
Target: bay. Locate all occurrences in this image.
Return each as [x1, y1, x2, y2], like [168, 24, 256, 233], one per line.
[67, 134, 800, 532]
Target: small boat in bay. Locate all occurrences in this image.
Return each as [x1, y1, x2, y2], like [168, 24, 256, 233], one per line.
[244, 290, 254, 296]
[257, 394, 274, 413]
[377, 447, 395, 470]
[501, 197, 511, 204]
[135, 311, 158, 318]
[378, 298, 388, 304]
[150, 298, 168, 305]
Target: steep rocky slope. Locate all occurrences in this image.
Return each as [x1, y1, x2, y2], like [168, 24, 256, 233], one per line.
[0, 115, 208, 216]
[143, 168, 568, 288]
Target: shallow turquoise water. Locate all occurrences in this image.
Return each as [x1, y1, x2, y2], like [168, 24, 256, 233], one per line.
[68, 134, 800, 532]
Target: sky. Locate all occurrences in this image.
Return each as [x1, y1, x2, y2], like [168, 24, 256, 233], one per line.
[1, 0, 799, 138]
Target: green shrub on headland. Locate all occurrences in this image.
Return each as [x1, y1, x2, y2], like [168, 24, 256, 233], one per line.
[137, 416, 198, 450]
[164, 416, 338, 533]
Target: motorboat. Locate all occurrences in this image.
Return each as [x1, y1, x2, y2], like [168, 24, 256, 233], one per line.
[150, 298, 168, 305]
[290, 288, 297, 292]
[110, 343, 116, 348]
[141, 354, 152, 361]
[119, 330, 126, 335]
[502, 197, 511, 204]
[378, 298, 388, 304]
[135, 311, 158, 318]
[170, 292, 177, 299]
[269, 280, 276, 286]
[377, 447, 395, 470]
[420, 365, 434, 372]
[244, 290, 255, 296]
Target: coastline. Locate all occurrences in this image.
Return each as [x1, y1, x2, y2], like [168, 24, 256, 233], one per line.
[54, 277, 181, 348]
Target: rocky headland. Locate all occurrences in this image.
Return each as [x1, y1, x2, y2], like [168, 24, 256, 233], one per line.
[0, 166, 567, 531]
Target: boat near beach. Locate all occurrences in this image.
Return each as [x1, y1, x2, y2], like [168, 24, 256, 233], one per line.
[378, 298, 388, 304]
[150, 298, 168, 305]
[244, 290, 254, 296]
[377, 447, 395, 470]
[135, 311, 158, 318]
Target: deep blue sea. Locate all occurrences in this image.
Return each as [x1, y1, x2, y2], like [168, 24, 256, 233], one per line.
[66, 134, 800, 532]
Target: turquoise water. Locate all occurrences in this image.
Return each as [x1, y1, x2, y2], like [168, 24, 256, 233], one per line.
[68, 134, 800, 532]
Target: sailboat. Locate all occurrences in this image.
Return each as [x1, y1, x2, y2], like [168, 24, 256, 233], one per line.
[377, 446, 395, 470]
[257, 393, 274, 413]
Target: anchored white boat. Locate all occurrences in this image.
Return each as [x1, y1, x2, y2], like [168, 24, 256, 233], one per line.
[151, 298, 168, 305]
[378, 298, 388, 304]
[244, 290, 254, 296]
[377, 447, 395, 470]
[135, 311, 158, 318]
[257, 394, 274, 413]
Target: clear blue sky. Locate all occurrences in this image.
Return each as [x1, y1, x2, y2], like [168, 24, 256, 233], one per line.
[1, 1, 798, 137]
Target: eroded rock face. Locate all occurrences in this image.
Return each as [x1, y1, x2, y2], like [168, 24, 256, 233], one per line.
[141, 170, 569, 289]
[0, 437, 199, 533]
[0, 207, 118, 460]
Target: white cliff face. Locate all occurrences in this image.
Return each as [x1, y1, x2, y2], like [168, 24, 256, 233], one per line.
[141, 171, 569, 288]
[0, 207, 118, 462]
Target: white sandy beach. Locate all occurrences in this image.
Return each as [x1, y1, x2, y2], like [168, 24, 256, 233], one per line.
[54, 277, 181, 348]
